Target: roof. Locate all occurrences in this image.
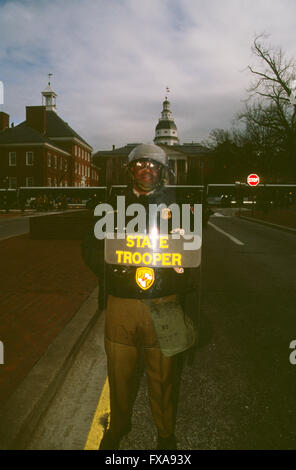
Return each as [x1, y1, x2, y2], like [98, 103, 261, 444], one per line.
[42, 84, 57, 96]
[0, 124, 51, 144]
[156, 120, 177, 131]
[173, 144, 211, 154]
[45, 111, 91, 147]
[0, 123, 70, 156]
[93, 144, 138, 159]
[93, 143, 212, 163]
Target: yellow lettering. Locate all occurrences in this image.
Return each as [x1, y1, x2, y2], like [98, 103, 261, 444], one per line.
[132, 252, 141, 264]
[142, 253, 152, 265]
[142, 236, 151, 248]
[162, 253, 171, 265]
[135, 235, 143, 247]
[160, 236, 169, 249]
[123, 251, 132, 264]
[126, 236, 134, 247]
[152, 253, 162, 265]
[172, 253, 182, 266]
[116, 250, 124, 263]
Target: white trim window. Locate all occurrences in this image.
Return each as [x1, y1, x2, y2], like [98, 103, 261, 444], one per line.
[48, 153, 51, 167]
[60, 158, 63, 170]
[26, 176, 34, 187]
[9, 152, 16, 166]
[48, 177, 51, 186]
[8, 176, 17, 188]
[53, 155, 57, 169]
[26, 152, 34, 166]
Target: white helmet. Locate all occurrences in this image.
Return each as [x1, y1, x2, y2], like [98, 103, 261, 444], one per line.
[128, 143, 168, 167]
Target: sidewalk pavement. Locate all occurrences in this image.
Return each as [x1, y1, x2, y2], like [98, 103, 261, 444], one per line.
[0, 233, 100, 449]
[238, 206, 296, 232]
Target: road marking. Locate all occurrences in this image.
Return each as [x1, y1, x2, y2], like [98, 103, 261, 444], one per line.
[84, 377, 110, 450]
[0, 231, 28, 241]
[208, 222, 245, 245]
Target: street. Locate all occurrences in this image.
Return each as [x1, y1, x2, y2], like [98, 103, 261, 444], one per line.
[0, 217, 29, 240]
[26, 211, 296, 450]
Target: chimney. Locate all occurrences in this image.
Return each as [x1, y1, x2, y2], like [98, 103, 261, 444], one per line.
[112, 144, 116, 150]
[0, 112, 9, 131]
[26, 106, 46, 134]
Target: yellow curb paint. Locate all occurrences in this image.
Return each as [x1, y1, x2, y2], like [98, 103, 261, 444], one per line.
[84, 377, 110, 450]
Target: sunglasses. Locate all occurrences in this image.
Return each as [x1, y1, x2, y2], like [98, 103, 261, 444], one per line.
[134, 160, 161, 170]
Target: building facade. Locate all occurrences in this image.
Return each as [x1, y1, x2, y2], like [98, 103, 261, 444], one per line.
[93, 96, 213, 186]
[0, 81, 98, 189]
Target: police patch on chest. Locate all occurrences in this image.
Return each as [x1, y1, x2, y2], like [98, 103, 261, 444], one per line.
[136, 267, 155, 290]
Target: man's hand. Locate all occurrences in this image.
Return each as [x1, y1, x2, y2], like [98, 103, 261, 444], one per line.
[173, 267, 184, 274]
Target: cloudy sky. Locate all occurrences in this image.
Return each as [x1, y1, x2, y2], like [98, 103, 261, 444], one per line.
[1, 0, 296, 150]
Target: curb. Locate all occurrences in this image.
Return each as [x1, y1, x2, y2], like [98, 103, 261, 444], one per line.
[238, 215, 296, 234]
[0, 286, 100, 450]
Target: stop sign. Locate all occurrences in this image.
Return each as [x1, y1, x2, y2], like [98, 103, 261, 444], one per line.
[247, 174, 260, 186]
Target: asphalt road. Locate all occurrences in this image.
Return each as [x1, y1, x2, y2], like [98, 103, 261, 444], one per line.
[0, 216, 29, 240]
[26, 212, 296, 450]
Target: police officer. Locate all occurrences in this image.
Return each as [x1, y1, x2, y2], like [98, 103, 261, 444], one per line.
[82, 143, 198, 450]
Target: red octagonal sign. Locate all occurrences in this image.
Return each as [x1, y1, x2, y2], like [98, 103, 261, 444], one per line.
[247, 173, 260, 186]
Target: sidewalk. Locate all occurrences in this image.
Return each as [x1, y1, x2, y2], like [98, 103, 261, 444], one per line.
[239, 206, 296, 231]
[0, 233, 98, 406]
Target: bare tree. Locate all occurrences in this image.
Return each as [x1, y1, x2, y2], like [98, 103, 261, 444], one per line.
[239, 35, 296, 167]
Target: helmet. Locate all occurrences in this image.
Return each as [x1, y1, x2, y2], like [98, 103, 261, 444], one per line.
[128, 143, 168, 168]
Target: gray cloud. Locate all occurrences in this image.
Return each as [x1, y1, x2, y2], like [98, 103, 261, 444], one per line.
[1, 0, 296, 150]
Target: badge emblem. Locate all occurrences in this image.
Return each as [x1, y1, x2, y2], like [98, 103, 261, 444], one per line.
[136, 267, 155, 290]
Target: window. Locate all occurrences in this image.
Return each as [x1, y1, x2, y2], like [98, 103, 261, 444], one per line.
[78, 147, 81, 157]
[60, 158, 63, 170]
[79, 163, 81, 175]
[48, 153, 51, 167]
[48, 177, 51, 186]
[9, 152, 16, 166]
[26, 152, 34, 165]
[54, 178, 57, 186]
[65, 160, 68, 171]
[82, 149, 84, 159]
[88, 167, 90, 177]
[53, 156, 57, 169]
[75, 145, 77, 156]
[8, 176, 17, 188]
[25, 176, 34, 187]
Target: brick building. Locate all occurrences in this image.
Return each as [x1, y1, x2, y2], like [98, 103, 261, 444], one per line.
[0, 81, 98, 189]
[93, 142, 213, 187]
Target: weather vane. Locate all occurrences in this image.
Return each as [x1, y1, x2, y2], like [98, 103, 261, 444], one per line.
[165, 86, 170, 100]
[48, 73, 53, 86]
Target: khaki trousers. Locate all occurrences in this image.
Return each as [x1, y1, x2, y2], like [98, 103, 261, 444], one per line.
[104, 295, 178, 439]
